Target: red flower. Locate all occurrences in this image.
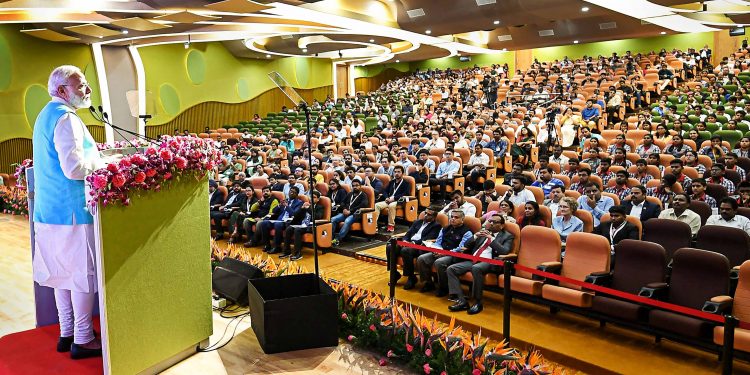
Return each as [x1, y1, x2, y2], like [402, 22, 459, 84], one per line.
[131, 154, 147, 166]
[175, 156, 188, 169]
[159, 149, 173, 161]
[134, 171, 146, 183]
[341, 313, 348, 320]
[423, 363, 431, 374]
[92, 175, 108, 189]
[112, 174, 126, 188]
[378, 358, 387, 366]
[425, 348, 432, 357]
[164, 172, 172, 180]
[369, 324, 376, 332]
[106, 163, 118, 173]
[347, 335, 355, 341]
[406, 344, 413, 353]
[146, 147, 157, 156]
[119, 158, 132, 168]
[145, 169, 157, 177]
[472, 369, 481, 375]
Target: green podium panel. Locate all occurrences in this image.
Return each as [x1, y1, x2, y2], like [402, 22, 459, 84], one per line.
[94, 176, 212, 374]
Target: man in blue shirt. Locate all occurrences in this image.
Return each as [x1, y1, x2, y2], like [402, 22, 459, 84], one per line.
[416, 209, 474, 298]
[257, 186, 304, 254]
[581, 99, 600, 127]
[429, 149, 461, 202]
[531, 167, 564, 196]
[576, 182, 615, 227]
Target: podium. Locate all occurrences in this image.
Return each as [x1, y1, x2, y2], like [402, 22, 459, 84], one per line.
[29, 159, 214, 374]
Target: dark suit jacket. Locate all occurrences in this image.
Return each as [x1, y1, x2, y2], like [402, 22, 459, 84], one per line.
[342, 190, 369, 214]
[224, 191, 247, 211]
[382, 177, 411, 201]
[209, 190, 224, 209]
[621, 200, 661, 222]
[593, 221, 639, 246]
[289, 203, 324, 225]
[328, 188, 347, 211]
[402, 219, 441, 245]
[462, 230, 515, 258]
[270, 198, 304, 220]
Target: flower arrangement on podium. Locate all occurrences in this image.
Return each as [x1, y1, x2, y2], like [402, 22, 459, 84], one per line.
[86, 136, 221, 208]
[96, 138, 151, 151]
[0, 185, 28, 216]
[11, 158, 33, 189]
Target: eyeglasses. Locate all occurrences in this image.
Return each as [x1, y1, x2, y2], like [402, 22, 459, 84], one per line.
[450, 216, 462, 219]
[487, 220, 501, 224]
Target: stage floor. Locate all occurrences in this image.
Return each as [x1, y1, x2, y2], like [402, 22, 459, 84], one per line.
[3, 213, 750, 374]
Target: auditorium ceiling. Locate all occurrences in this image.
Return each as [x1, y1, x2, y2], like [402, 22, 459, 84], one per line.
[0, 0, 746, 65]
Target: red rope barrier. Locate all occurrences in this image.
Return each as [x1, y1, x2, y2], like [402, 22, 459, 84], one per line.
[396, 240, 729, 325]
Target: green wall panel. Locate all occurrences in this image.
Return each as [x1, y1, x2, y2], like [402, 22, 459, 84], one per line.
[139, 42, 333, 125]
[532, 32, 715, 62]
[23, 84, 49, 129]
[98, 177, 212, 375]
[159, 83, 181, 116]
[353, 53, 515, 79]
[186, 50, 206, 85]
[0, 25, 100, 143]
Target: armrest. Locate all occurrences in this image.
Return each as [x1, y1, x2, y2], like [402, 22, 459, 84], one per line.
[314, 220, 330, 224]
[495, 254, 517, 262]
[702, 295, 734, 315]
[638, 282, 669, 300]
[358, 208, 375, 213]
[584, 271, 613, 286]
[533, 261, 562, 281]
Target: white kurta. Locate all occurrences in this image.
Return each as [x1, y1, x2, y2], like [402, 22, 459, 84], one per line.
[33, 98, 102, 293]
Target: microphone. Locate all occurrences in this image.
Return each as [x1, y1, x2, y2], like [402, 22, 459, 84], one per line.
[138, 114, 152, 119]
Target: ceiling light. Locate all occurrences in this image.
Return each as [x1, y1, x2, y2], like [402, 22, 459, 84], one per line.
[660, 31, 666, 34]
[501, 48, 507, 51]
[121, 30, 128, 34]
[395, 59, 400, 62]
[574, 40, 579, 44]
[265, 54, 271, 58]
[302, 48, 307, 53]
[581, 6, 589, 12]
[493, 20, 500, 25]
[425, 29, 431, 34]
[369, 39, 374, 43]
[457, 53, 462, 56]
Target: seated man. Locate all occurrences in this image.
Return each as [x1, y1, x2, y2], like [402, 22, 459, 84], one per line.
[255, 186, 303, 253]
[690, 178, 718, 209]
[209, 180, 223, 211]
[658, 193, 702, 236]
[440, 190, 477, 218]
[242, 186, 280, 247]
[531, 167, 563, 196]
[646, 173, 677, 207]
[707, 197, 750, 237]
[227, 186, 258, 244]
[473, 180, 499, 215]
[593, 205, 639, 255]
[373, 165, 411, 233]
[464, 144, 490, 192]
[211, 183, 247, 241]
[543, 184, 565, 218]
[505, 176, 536, 208]
[416, 209, 474, 298]
[281, 190, 325, 261]
[387, 206, 442, 290]
[577, 182, 615, 227]
[621, 185, 661, 222]
[446, 213, 514, 315]
[569, 168, 593, 195]
[330, 178, 369, 246]
[429, 149, 460, 201]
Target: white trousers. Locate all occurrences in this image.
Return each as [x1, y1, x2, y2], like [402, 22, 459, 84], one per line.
[54, 276, 96, 344]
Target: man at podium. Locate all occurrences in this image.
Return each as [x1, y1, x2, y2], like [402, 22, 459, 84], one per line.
[31, 65, 103, 359]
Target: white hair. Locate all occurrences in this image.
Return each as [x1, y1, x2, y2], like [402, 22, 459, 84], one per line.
[47, 65, 83, 97]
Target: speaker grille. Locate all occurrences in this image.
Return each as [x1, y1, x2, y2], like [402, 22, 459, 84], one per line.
[406, 8, 425, 18]
[538, 29, 554, 37]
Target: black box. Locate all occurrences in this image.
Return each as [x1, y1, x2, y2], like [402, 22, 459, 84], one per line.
[248, 273, 339, 353]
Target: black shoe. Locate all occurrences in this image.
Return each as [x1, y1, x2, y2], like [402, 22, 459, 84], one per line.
[447, 294, 461, 303]
[468, 303, 483, 315]
[70, 343, 102, 360]
[403, 277, 417, 290]
[57, 336, 73, 353]
[389, 271, 402, 286]
[267, 248, 280, 254]
[243, 241, 253, 248]
[290, 254, 303, 261]
[213, 234, 224, 241]
[449, 301, 469, 312]
[278, 253, 290, 258]
[420, 282, 436, 293]
[435, 289, 448, 298]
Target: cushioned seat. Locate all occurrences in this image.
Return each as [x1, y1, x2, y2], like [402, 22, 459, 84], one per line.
[650, 309, 714, 339]
[592, 296, 644, 321]
[497, 226, 560, 296]
[714, 260, 750, 352]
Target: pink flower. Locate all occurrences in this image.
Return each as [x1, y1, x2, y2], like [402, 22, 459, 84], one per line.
[145, 169, 157, 177]
[106, 163, 119, 173]
[440, 372, 447, 375]
[406, 344, 413, 353]
[175, 156, 188, 169]
[164, 172, 172, 180]
[472, 369, 481, 375]
[369, 324, 376, 332]
[112, 174, 126, 188]
[341, 313, 348, 319]
[347, 335, 355, 341]
[423, 363, 431, 374]
[130, 154, 147, 166]
[425, 348, 432, 357]
[159, 149, 173, 161]
[92, 175, 108, 189]
[119, 158, 131, 168]
[378, 358, 387, 366]
[146, 147, 157, 156]
[387, 350, 395, 358]
[134, 172, 146, 184]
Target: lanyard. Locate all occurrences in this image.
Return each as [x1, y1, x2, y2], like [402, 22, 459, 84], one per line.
[350, 191, 362, 207]
[609, 222, 626, 243]
[391, 179, 404, 198]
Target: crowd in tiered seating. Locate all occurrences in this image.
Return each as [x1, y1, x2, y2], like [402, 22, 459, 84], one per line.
[205, 44, 750, 353]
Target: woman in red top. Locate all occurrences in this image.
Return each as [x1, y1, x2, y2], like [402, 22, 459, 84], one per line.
[517, 201, 546, 228]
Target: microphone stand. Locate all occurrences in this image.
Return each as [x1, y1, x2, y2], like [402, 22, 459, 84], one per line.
[89, 106, 160, 147]
[301, 102, 320, 277]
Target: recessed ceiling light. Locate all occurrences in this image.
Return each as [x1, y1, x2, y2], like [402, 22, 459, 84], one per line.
[98, 36, 104, 39]
[501, 48, 507, 51]
[493, 20, 500, 25]
[581, 6, 589, 12]
[302, 48, 307, 53]
[395, 59, 400, 62]
[457, 53, 462, 56]
[121, 30, 128, 34]
[369, 39, 374, 43]
[574, 40, 579, 44]
[660, 31, 666, 34]
[425, 29, 431, 34]
[265, 54, 271, 58]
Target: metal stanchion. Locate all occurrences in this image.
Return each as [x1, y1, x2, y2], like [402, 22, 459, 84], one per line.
[502, 260, 513, 348]
[722, 315, 737, 375]
[388, 239, 397, 301]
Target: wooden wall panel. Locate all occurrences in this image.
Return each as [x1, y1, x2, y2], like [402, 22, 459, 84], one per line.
[354, 68, 411, 93]
[0, 138, 32, 174]
[145, 86, 333, 138]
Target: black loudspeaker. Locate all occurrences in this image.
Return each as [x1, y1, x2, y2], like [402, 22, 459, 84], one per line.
[212, 258, 264, 306]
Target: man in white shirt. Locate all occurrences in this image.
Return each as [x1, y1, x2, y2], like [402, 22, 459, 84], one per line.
[440, 190, 477, 218]
[506, 176, 536, 208]
[706, 198, 750, 237]
[543, 184, 565, 218]
[464, 144, 489, 192]
[658, 193, 702, 236]
[429, 149, 461, 201]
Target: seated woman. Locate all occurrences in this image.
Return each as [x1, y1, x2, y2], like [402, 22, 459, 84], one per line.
[511, 125, 535, 167]
[551, 197, 584, 245]
[516, 201, 545, 228]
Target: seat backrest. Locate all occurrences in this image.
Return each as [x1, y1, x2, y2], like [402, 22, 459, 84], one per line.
[668, 248, 730, 309]
[696, 225, 750, 267]
[733, 260, 750, 322]
[573, 210, 594, 232]
[642, 219, 692, 260]
[359, 186, 375, 209]
[464, 197, 483, 218]
[218, 186, 228, 202]
[516, 226, 562, 279]
[600, 214, 642, 239]
[688, 200, 711, 226]
[526, 185, 545, 204]
[504, 222, 521, 254]
[560, 232, 611, 290]
[402, 175, 417, 196]
[464, 216, 482, 233]
[706, 183, 729, 203]
[317, 196, 332, 221]
[611, 239, 667, 294]
[436, 213, 449, 227]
